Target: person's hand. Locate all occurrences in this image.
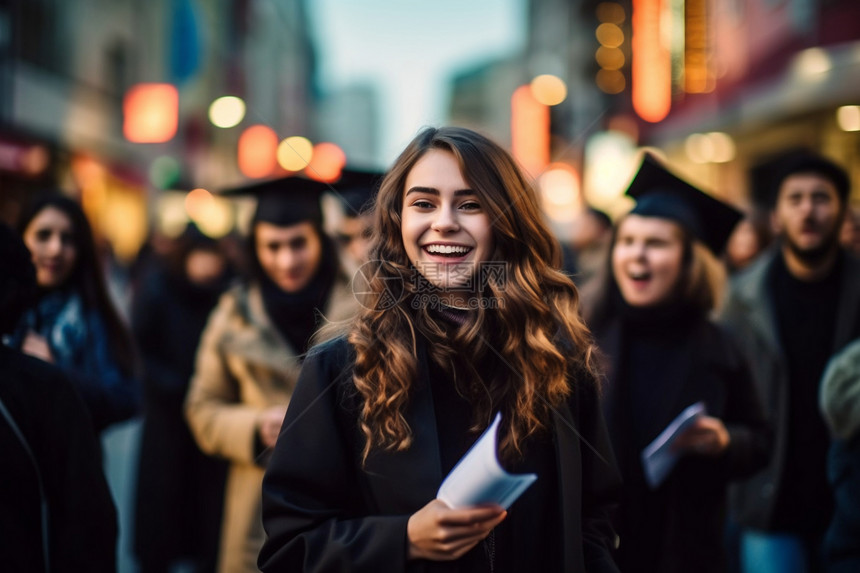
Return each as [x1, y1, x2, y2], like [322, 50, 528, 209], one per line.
[22, 331, 54, 363]
[258, 405, 288, 449]
[407, 499, 507, 561]
[672, 415, 730, 456]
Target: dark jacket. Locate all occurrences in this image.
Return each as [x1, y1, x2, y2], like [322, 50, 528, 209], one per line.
[258, 335, 621, 573]
[720, 249, 860, 530]
[596, 315, 771, 573]
[820, 339, 860, 572]
[132, 267, 228, 570]
[8, 288, 139, 433]
[0, 345, 117, 573]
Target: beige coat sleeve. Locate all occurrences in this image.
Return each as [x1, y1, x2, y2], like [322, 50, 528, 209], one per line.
[185, 292, 262, 465]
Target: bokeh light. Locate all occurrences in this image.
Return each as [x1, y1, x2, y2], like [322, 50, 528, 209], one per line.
[596, 2, 625, 24]
[238, 125, 278, 178]
[184, 188, 234, 238]
[123, 83, 178, 143]
[595, 23, 624, 49]
[539, 164, 581, 223]
[209, 96, 246, 128]
[596, 69, 626, 94]
[304, 142, 346, 182]
[837, 106, 860, 132]
[149, 156, 182, 189]
[530, 75, 568, 106]
[511, 85, 550, 177]
[277, 136, 314, 171]
[686, 132, 736, 163]
[595, 46, 625, 71]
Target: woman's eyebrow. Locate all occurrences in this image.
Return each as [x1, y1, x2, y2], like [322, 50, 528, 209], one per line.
[405, 186, 475, 196]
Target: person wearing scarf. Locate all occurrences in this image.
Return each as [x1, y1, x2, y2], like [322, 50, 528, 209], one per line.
[184, 176, 358, 573]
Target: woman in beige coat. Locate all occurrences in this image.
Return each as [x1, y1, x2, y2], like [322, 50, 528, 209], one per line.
[185, 176, 358, 573]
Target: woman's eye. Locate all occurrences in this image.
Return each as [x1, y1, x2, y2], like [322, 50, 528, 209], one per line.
[412, 200, 434, 209]
[35, 229, 52, 241]
[460, 202, 481, 211]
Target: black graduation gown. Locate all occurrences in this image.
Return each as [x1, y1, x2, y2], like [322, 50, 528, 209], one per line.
[258, 335, 621, 573]
[596, 316, 771, 573]
[0, 346, 117, 573]
[132, 268, 228, 569]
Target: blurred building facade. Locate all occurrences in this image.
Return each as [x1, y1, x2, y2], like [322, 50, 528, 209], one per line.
[572, 0, 860, 211]
[448, 0, 859, 224]
[0, 0, 319, 261]
[314, 82, 381, 168]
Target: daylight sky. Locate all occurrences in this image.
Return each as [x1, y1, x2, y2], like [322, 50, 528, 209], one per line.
[308, 0, 527, 165]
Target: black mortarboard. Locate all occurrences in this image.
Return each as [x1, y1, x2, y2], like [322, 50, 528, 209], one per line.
[624, 152, 743, 254]
[333, 168, 385, 217]
[220, 175, 330, 228]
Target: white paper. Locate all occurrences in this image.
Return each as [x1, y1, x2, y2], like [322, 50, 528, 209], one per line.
[437, 412, 537, 509]
[640, 401, 706, 490]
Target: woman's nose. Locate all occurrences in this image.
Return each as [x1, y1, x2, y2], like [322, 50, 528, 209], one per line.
[431, 206, 460, 232]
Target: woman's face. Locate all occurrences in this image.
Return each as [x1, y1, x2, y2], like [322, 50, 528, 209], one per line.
[612, 215, 685, 307]
[401, 149, 494, 292]
[22, 206, 78, 289]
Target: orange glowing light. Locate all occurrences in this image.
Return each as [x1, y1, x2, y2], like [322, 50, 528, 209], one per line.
[184, 188, 212, 220]
[123, 83, 179, 143]
[632, 0, 671, 123]
[511, 85, 550, 177]
[238, 125, 279, 178]
[304, 142, 346, 182]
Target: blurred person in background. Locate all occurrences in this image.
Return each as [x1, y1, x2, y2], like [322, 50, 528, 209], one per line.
[725, 213, 771, 274]
[132, 224, 232, 573]
[0, 223, 117, 573]
[6, 193, 139, 435]
[721, 152, 860, 573]
[184, 176, 358, 573]
[561, 206, 613, 287]
[584, 153, 771, 573]
[819, 337, 860, 572]
[332, 168, 384, 275]
[840, 204, 860, 257]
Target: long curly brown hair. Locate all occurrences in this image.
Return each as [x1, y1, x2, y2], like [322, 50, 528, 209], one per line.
[348, 127, 599, 463]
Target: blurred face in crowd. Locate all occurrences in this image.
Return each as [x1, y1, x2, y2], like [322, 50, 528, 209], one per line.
[773, 173, 844, 263]
[337, 214, 373, 267]
[612, 215, 685, 307]
[23, 206, 78, 289]
[839, 205, 860, 256]
[401, 149, 494, 291]
[185, 248, 228, 287]
[726, 218, 761, 270]
[255, 221, 323, 293]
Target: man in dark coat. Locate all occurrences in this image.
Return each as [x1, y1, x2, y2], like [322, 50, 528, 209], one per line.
[721, 152, 860, 571]
[0, 223, 117, 572]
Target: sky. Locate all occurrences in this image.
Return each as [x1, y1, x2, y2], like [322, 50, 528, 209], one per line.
[308, 0, 527, 166]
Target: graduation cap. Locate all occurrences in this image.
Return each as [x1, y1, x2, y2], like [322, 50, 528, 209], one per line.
[220, 175, 331, 228]
[333, 168, 385, 217]
[624, 152, 743, 254]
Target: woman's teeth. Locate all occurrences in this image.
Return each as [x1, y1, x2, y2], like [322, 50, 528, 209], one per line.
[425, 245, 471, 257]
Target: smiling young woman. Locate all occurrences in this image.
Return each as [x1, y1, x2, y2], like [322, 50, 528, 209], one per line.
[258, 127, 622, 573]
[8, 193, 138, 434]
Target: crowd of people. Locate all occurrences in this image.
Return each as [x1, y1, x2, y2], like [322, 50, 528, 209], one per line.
[1, 126, 859, 573]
